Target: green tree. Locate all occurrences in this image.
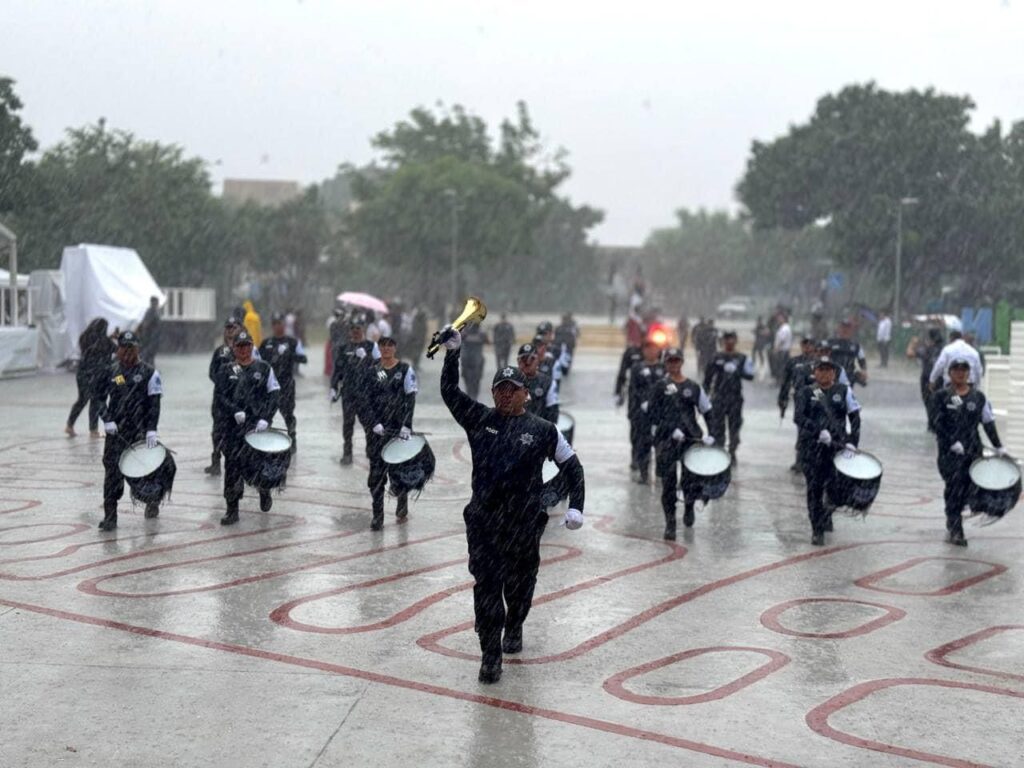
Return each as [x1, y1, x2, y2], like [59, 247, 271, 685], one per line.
[0, 76, 38, 214]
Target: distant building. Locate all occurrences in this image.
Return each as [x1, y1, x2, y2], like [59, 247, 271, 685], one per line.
[222, 178, 302, 207]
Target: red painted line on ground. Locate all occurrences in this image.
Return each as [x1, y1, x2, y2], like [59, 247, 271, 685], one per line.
[805, 677, 1024, 768]
[854, 556, 1007, 596]
[603, 646, 790, 705]
[271, 543, 581, 635]
[925, 625, 1024, 683]
[0, 499, 42, 516]
[77, 529, 463, 598]
[0, 476, 93, 490]
[759, 597, 906, 639]
[0, 523, 91, 545]
[0, 596, 802, 768]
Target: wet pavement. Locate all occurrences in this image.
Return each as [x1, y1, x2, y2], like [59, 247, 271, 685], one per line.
[1, 349, 1022, 767]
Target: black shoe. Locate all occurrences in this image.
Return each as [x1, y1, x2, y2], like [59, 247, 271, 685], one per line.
[502, 626, 523, 654]
[204, 463, 221, 476]
[634, 474, 649, 486]
[948, 530, 968, 547]
[220, 510, 239, 526]
[371, 510, 384, 531]
[340, 450, 353, 466]
[259, 491, 273, 512]
[823, 516, 833, 532]
[811, 531, 825, 546]
[396, 498, 409, 520]
[683, 506, 695, 528]
[663, 513, 676, 540]
[478, 654, 503, 684]
[144, 502, 159, 519]
[789, 462, 802, 474]
[98, 517, 117, 531]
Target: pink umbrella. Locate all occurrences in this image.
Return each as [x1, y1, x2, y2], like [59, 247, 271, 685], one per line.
[336, 291, 389, 314]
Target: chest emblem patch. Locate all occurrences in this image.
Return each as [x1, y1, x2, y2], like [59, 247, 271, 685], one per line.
[253, 372, 263, 381]
[832, 394, 841, 403]
[682, 388, 692, 398]
[967, 401, 977, 411]
[519, 433, 535, 446]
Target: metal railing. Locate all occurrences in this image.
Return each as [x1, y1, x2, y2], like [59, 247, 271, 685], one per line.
[160, 287, 217, 322]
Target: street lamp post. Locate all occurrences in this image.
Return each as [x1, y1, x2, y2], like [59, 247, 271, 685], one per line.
[894, 197, 919, 327]
[443, 189, 458, 314]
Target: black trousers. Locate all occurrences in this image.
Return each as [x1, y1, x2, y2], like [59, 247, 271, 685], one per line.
[629, 412, 655, 477]
[340, 389, 363, 454]
[365, 430, 408, 513]
[279, 380, 297, 440]
[464, 501, 548, 657]
[210, 408, 232, 462]
[102, 435, 127, 516]
[711, 397, 743, 453]
[800, 444, 834, 533]
[938, 454, 974, 533]
[657, 445, 696, 518]
[223, 431, 249, 507]
[68, 369, 103, 431]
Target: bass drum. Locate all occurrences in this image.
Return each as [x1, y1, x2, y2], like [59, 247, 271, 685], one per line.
[381, 434, 436, 497]
[828, 450, 883, 512]
[557, 411, 576, 446]
[682, 444, 732, 501]
[242, 429, 292, 490]
[118, 441, 177, 505]
[968, 455, 1021, 519]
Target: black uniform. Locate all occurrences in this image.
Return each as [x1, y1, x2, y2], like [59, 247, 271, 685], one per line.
[461, 324, 488, 400]
[650, 377, 713, 532]
[777, 353, 816, 467]
[795, 382, 861, 536]
[703, 352, 754, 457]
[627, 358, 666, 480]
[68, 330, 115, 432]
[97, 360, 162, 526]
[523, 371, 558, 424]
[208, 344, 237, 469]
[331, 339, 378, 460]
[826, 338, 867, 387]
[493, 321, 516, 370]
[929, 386, 1002, 538]
[258, 335, 307, 448]
[441, 350, 585, 665]
[218, 360, 281, 511]
[554, 322, 578, 374]
[915, 340, 943, 425]
[360, 361, 418, 523]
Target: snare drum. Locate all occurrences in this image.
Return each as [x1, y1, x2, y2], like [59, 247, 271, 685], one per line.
[828, 449, 883, 511]
[557, 411, 576, 446]
[682, 444, 732, 501]
[968, 455, 1021, 519]
[118, 441, 177, 504]
[381, 434, 435, 496]
[242, 429, 292, 490]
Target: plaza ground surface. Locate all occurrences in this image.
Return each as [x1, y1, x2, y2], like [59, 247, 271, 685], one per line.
[1, 348, 1021, 768]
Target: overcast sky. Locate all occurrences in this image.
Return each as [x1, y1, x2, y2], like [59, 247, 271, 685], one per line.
[4, 0, 1024, 243]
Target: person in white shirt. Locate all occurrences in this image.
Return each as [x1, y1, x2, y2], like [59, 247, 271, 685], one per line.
[771, 312, 793, 382]
[876, 311, 892, 368]
[929, 331, 983, 389]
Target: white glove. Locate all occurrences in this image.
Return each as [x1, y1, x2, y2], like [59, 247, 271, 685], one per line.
[329, 388, 338, 402]
[650, 425, 657, 437]
[640, 401, 649, 413]
[277, 343, 287, 355]
[563, 508, 584, 530]
[354, 347, 367, 359]
[103, 421, 117, 436]
[373, 423, 385, 436]
[442, 327, 462, 351]
[701, 435, 715, 446]
[399, 426, 411, 440]
[723, 362, 737, 374]
[818, 430, 832, 446]
[145, 431, 158, 449]
[255, 419, 269, 432]
[672, 428, 685, 442]
[234, 411, 246, 425]
[844, 443, 857, 453]
[996, 447, 1008, 457]
[950, 441, 965, 455]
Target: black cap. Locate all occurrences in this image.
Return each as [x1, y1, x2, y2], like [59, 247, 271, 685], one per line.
[536, 321, 553, 333]
[379, 336, 396, 346]
[271, 312, 285, 323]
[814, 356, 839, 370]
[664, 346, 684, 360]
[118, 331, 140, 348]
[517, 343, 537, 358]
[224, 315, 240, 328]
[722, 330, 738, 340]
[349, 315, 366, 328]
[233, 331, 253, 347]
[532, 335, 546, 346]
[801, 336, 815, 345]
[949, 358, 971, 369]
[492, 366, 527, 388]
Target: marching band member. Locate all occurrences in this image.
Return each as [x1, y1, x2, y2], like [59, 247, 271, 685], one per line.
[627, 337, 666, 484]
[517, 343, 559, 424]
[777, 336, 817, 472]
[330, 316, 380, 465]
[703, 330, 754, 466]
[259, 313, 307, 452]
[205, 316, 243, 476]
[827, 320, 868, 387]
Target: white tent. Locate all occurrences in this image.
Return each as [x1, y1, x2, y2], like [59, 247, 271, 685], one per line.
[60, 244, 164, 358]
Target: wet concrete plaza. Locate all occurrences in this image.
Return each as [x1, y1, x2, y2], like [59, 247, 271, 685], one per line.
[1, 348, 1022, 767]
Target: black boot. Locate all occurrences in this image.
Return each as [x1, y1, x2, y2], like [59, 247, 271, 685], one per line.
[663, 511, 677, 540]
[289, 434, 297, 455]
[144, 502, 160, 519]
[220, 502, 239, 526]
[682, 504, 695, 528]
[371, 504, 384, 531]
[946, 527, 968, 547]
[396, 494, 409, 521]
[259, 490, 273, 512]
[478, 653, 503, 684]
[98, 509, 117, 531]
[811, 530, 825, 546]
[502, 625, 523, 654]
[204, 453, 221, 476]
[340, 445, 353, 466]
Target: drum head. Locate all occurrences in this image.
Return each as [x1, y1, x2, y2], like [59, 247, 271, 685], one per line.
[244, 430, 292, 454]
[557, 412, 575, 433]
[118, 442, 167, 478]
[382, 434, 426, 464]
[833, 451, 883, 481]
[970, 456, 1021, 491]
[683, 445, 731, 476]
